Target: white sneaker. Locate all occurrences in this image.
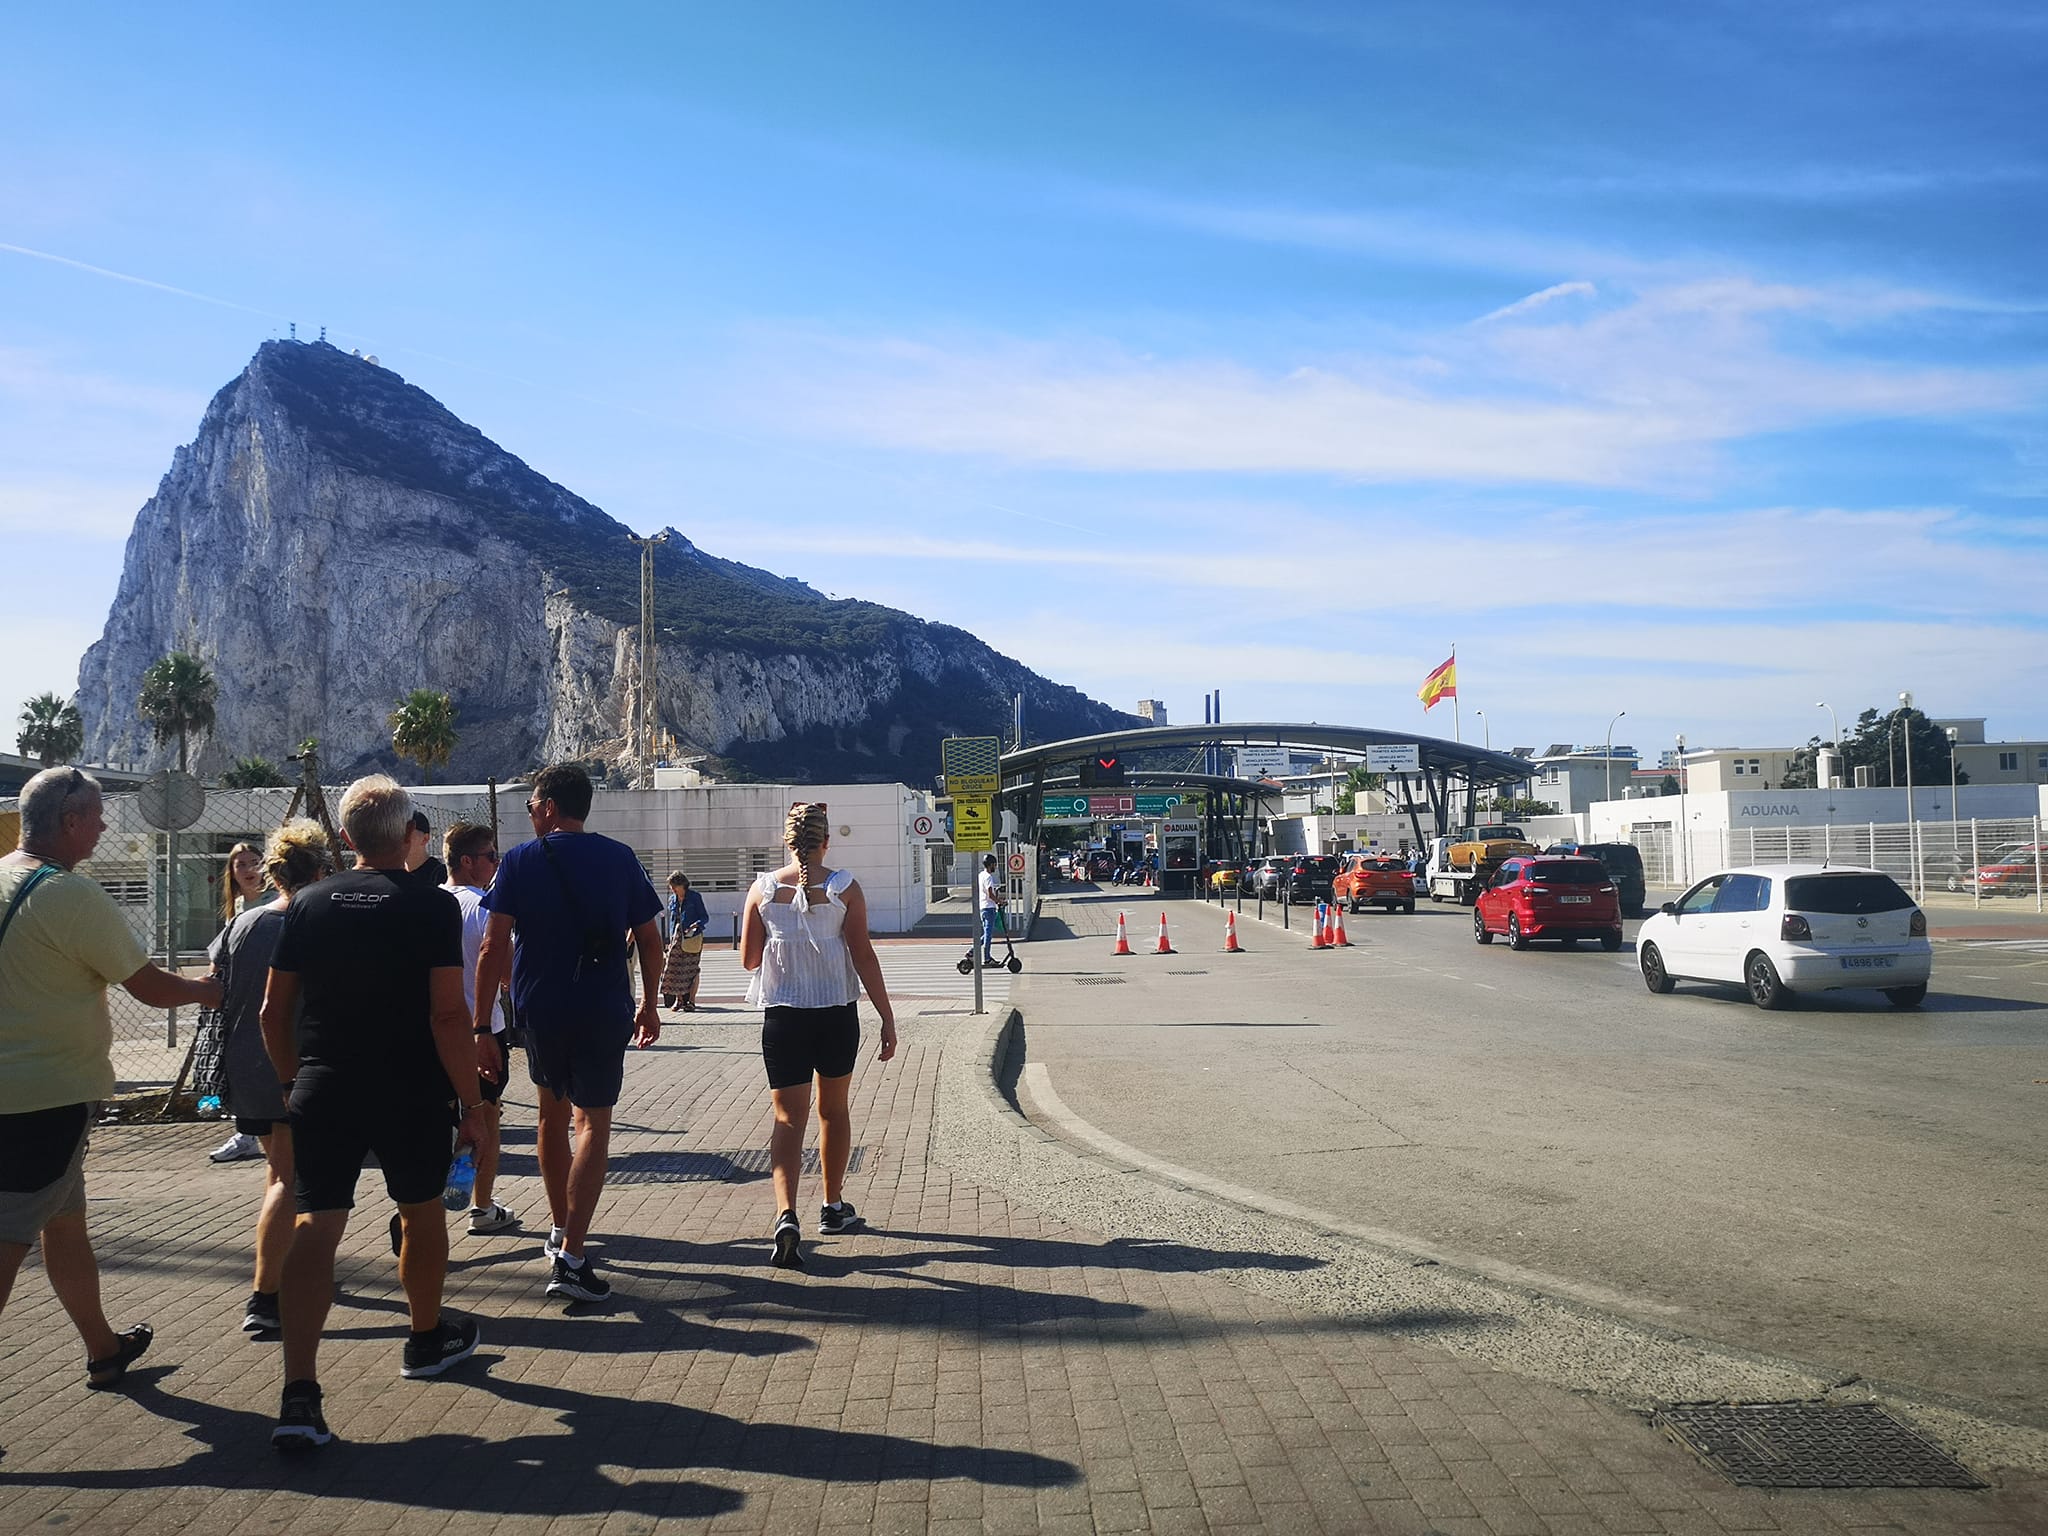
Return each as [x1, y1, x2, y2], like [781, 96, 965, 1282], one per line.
[467, 1202, 517, 1235]
[209, 1132, 262, 1163]
[543, 1225, 567, 1261]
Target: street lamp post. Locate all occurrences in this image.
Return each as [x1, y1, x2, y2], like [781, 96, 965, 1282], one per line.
[1900, 691, 1917, 894]
[625, 530, 670, 780]
[1674, 733, 1688, 887]
[1604, 710, 1627, 804]
[1474, 711, 1489, 814]
[1815, 701, 1840, 749]
[1948, 726, 1960, 852]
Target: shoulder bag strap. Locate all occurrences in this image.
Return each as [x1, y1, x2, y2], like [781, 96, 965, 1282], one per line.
[0, 864, 59, 954]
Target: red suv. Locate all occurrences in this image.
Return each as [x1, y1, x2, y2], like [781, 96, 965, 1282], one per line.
[1473, 856, 1624, 951]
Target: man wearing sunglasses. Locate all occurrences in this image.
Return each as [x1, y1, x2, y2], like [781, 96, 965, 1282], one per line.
[472, 764, 661, 1306]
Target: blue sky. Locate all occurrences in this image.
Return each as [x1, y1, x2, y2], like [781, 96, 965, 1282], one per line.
[5, 1, 2046, 765]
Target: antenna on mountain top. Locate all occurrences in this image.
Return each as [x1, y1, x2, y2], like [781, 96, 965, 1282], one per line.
[289, 323, 297, 340]
[318, 326, 327, 343]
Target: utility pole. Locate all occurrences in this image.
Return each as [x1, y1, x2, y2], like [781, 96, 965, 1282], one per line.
[626, 531, 669, 782]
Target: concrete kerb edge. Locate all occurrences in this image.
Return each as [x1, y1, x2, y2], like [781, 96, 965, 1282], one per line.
[931, 1003, 2048, 1480]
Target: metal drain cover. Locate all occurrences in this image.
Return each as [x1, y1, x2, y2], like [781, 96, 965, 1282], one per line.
[1165, 969, 1209, 975]
[609, 1146, 866, 1185]
[1657, 1402, 1982, 1489]
[1073, 975, 1126, 985]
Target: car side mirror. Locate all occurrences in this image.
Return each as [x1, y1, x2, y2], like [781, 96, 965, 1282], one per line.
[1659, 902, 1677, 916]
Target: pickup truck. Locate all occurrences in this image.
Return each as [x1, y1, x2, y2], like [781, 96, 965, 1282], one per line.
[1334, 854, 1417, 914]
[1425, 825, 1540, 905]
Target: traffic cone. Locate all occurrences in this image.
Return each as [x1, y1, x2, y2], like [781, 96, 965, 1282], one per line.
[1311, 901, 1331, 949]
[1333, 905, 1353, 947]
[1223, 910, 1243, 953]
[1112, 912, 1133, 956]
[1155, 912, 1174, 954]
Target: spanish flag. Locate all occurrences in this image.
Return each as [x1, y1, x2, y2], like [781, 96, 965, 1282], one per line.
[1418, 654, 1457, 710]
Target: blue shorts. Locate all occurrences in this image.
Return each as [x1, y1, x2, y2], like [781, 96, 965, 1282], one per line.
[525, 1017, 634, 1109]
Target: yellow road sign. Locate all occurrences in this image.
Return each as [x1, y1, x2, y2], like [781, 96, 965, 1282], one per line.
[942, 736, 1002, 798]
[952, 796, 994, 851]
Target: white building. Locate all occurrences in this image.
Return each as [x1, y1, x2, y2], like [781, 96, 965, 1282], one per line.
[1527, 745, 1640, 813]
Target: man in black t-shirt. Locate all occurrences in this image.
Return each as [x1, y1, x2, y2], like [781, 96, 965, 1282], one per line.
[258, 775, 490, 1453]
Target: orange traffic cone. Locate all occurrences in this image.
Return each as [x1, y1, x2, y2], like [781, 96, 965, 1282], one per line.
[1155, 912, 1174, 954]
[1112, 912, 1133, 956]
[1333, 905, 1353, 947]
[1223, 910, 1243, 953]
[1311, 901, 1331, 949]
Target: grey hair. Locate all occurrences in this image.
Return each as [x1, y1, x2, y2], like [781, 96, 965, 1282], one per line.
[19, 765, 102, 845]
[337, 773, 412, 859]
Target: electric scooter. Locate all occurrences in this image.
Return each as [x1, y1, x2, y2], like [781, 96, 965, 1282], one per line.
[957, 905, 1024, 974]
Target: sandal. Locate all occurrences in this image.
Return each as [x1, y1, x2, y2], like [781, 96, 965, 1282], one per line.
[87, 1323, 153, 1389]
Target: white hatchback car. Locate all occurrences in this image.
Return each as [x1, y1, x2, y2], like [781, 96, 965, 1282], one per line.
[1636, 864, 1931, 1010]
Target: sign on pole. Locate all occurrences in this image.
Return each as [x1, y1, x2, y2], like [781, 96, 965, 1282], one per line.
[952, 796, 995, 851]
[911, 813, 936, 839]
[942, 736, 1002, 798]
[1365, 743, 1422, 774]
[138, 770, 206, 831]
[1039, 792, 1184, 821]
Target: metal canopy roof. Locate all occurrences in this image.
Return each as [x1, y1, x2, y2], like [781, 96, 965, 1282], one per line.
[1001, 722, 1533, 789]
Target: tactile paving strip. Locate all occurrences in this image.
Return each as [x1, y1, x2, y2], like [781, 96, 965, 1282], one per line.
[608, 1146, 866, 1185]
[1656, 1401, 1983, 1489]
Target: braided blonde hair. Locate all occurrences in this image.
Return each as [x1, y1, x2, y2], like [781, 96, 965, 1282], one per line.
[785, 801, 830, 892]
[264, 818, 337, 896]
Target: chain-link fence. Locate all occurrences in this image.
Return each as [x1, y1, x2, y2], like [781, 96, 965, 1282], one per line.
[1, 781, 506, 1093]
[1632, 815, 2045, 909]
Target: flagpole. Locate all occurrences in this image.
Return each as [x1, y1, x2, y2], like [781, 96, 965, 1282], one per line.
[1452, 643, 1460, 744]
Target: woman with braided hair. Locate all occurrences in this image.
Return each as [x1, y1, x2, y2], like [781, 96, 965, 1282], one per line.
[740, 801, 898, 1269]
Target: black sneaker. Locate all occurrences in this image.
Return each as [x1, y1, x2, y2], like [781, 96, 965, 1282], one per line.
[272, 1379, 333, 1452]
[400, 1315, 481, 1379]
[819, 1201, 863, 1235]
[544, 1254, 612, 1304]
[242, 1290, 281, 1335]
[770, 1209, 804, 1269]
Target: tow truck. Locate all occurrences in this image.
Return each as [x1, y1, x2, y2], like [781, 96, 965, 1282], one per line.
[1425, 824, 1540, 905]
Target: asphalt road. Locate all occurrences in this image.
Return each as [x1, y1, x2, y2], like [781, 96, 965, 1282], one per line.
[1014, 884, 2048, 1433]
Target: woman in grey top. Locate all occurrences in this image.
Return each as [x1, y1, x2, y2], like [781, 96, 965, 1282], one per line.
[207, 820, 333, 1336]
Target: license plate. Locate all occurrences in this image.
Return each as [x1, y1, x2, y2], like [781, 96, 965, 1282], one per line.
[1839, 954, 1896, 970]
[1559, 895, 1590, 904]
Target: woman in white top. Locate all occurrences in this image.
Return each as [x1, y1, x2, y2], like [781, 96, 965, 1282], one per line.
[740, 802, 897, 1269]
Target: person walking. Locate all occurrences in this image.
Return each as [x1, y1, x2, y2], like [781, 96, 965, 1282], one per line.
[976, 854, 1005, 966]
[208, 842, 270, 1165]
[471, 764, 662, 1306]
[739, 801, 898, 1270]
[660, 872, 708, 1011]
[207, 820, 334, 1338]
[261, 775, 487, 1452]
[1, 767, 222, 1389]
[443, 820, 515, 1236]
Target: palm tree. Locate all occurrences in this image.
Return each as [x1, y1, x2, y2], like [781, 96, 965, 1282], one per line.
[221, 755, 289, 789]
[17, 692, 84, 766]
[137, 652, 217, 773]
[389, 689, 459, 782]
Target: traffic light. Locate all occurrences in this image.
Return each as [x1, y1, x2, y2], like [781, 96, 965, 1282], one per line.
[1092, 754, 1125, 787]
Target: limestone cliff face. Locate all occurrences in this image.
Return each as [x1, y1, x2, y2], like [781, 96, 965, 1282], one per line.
[76, 341, 1132, 782]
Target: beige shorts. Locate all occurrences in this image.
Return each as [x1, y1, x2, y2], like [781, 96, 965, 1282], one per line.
[0, 1122, 89, 1247]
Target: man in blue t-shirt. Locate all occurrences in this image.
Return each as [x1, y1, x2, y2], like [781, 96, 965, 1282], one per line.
[473, 764, 662, 1306]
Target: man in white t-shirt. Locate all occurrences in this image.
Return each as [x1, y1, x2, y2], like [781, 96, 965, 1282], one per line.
[976, 855, 1005, 965]
[443, 822, 515, 1235]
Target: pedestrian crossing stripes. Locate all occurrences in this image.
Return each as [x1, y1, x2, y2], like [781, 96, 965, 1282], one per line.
[1951, 938, 2048, 955]
[686, 946, 1013, 1003]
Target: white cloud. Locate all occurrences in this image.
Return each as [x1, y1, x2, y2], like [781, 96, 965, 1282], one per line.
[1475, 281, 1597, 325]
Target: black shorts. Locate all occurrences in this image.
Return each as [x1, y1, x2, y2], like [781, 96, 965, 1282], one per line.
[287, 1078, 452, 1214]
[235, 1116, 277, 1138]
[761, 1003, 860, 1091]
[478, 1032, 508, 1105]
[525, 1018, 632, 1110]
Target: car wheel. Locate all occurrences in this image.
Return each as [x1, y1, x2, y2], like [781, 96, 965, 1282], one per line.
[1473, 908, 1492, 945]
[1944, 874, 1961, 893]
[1884, 983, 1927, 1008]
[1600, 931, 1623, 952]
[1640, 942, 1675, 994]
[1348, 897, 1361, 915]
[1745, 951, 1792, 1010]
[1507, 914, 1529, 951]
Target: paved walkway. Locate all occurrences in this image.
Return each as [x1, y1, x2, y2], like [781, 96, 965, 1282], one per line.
[1, 964, 2042, 1532]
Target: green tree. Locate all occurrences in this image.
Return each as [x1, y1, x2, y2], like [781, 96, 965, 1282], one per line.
[1493, 796, 1559, 819]
[137, 651, 217, 773]
[16, 691, 84, 766]
[222, 755, 289, 788]
[1333, 767, 1384, 815]
[1841, 705, 1966, 789]
[389, 689, 459, 782]
[1658, 774, 1681, 797]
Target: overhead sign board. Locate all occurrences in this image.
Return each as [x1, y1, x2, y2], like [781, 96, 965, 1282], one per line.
[952, 796, 994, 851]
[1040, 793, 1184, 821]
[941, 736, 1002, 798]
[1365, 743, 1422, 774]
[1234, 747, 1291, 780]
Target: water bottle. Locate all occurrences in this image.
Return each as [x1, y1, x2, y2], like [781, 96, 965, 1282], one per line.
[197, 1094, 222, 1115]
[441, 1147, 476, 1210]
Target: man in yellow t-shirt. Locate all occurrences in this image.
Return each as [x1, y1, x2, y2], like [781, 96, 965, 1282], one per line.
[0, 766, 222, 1389]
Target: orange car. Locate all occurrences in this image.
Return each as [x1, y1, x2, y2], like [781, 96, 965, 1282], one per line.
[1334, 854, 1417, 915]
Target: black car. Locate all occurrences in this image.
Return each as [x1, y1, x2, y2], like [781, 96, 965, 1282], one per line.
[1282, 854, 1340, 904]
[1545, 841, 1647, 917]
